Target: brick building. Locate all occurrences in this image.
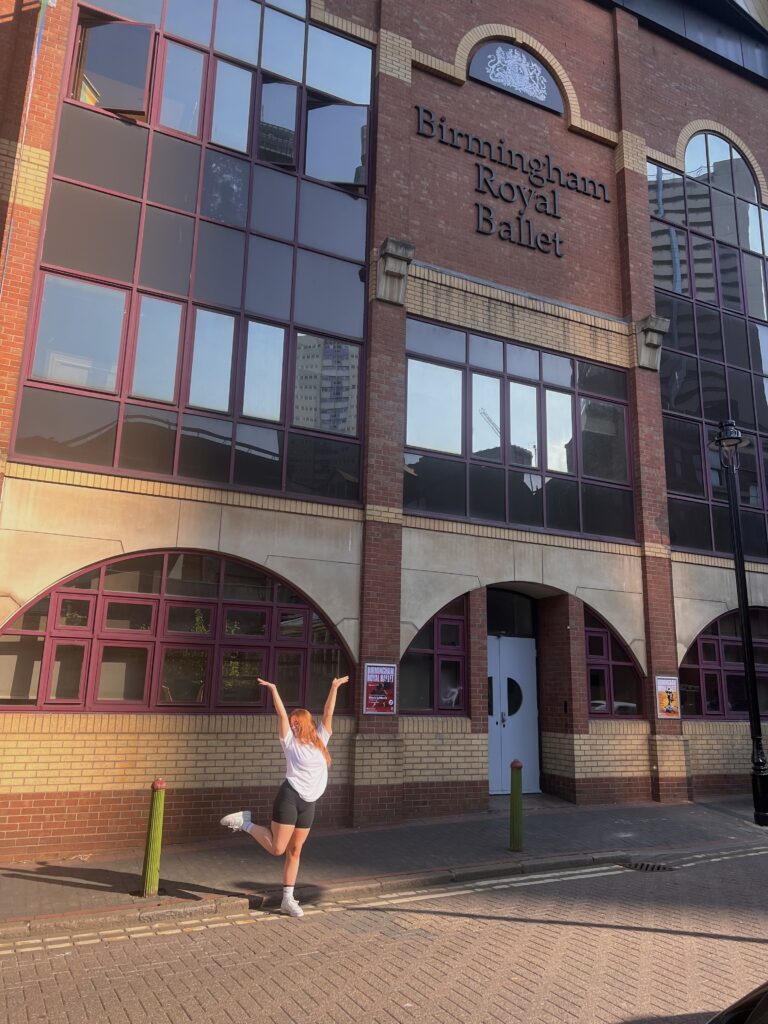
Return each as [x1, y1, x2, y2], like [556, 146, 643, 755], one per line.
[1, 0, 767, 859]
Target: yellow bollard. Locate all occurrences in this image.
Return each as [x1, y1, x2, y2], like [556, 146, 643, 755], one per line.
[141, 778, 166, 898]
[509, 760, 523, 852]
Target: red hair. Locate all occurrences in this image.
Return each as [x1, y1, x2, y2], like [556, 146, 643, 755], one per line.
[290, 709, 331, 766]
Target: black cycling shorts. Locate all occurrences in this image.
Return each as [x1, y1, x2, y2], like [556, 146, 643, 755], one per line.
[271, 780, 316, 829]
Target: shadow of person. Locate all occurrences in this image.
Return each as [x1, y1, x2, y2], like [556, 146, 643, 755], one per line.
[1, 862, 242, 902]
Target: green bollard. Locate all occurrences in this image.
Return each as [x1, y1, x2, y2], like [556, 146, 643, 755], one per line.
[141, 778, 166, 898]
[509, 760, 523, 852]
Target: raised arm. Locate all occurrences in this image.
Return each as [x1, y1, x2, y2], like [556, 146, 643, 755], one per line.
[322, 676, 349, 735]
[258, 678, 290, 740]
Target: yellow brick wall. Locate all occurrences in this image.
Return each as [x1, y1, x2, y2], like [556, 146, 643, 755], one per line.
[683, 720, 753, 775]
[542, 720, 652, 780]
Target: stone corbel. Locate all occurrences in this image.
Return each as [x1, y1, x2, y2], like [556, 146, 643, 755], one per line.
[636, 314, 670, 371]
[376, 238, 415, 306]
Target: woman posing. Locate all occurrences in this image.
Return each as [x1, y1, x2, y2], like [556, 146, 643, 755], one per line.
[220, 674, 348, 918]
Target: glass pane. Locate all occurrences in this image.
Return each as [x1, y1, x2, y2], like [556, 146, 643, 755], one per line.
[581, 483, 635, 540]
[508, 381, 537, 467]
[728, 367, 755, 429]
[738, 201, 763, 253]
[258, 81, 297, 165]
[223, 561, 272, 601]
[159, 43, 204, 135]
[165, 0, 214, 45]
[279, 610, 304, 638]
[737, 436, 760, 506]
[15, 387, 118, 467]
[576, 362, 627, 400]
[718, 245, 742, 311]
[55, 104, 147, 196]
[668, 498, 712, 550]
[119, 405, 177, 475]
[32, 276, 125, 392]
[409, 623, 432, 650]
[43, 181, 139, 282]
[194, 222, 245, 308]
[305, 98, 367, 185]
[96, 646, 147, 701]
[261, 8, 304, 81]
[686, 178, 712, 234]
[685, 134, 708, 179]
[399, 652, 433, 710]
[310, 613, 332, 644]
[545, 391, 574, 473]
[732, 150, 757, 201]
[587, 634, 606, 658]
[508, 471, 543, 527]
[406, 359, 462, 454]
[469, 464, 505, 521]
[307, 648, 350, 711]
[178, 414, 233, 482]
[167, 553, 220, 597]
[104, 601, 153, 631]
[696, 305, 722, 360]
[469, 335, 504, 372]
[251, 165, 296, 239]
[439, 623, 462, 648]
[700, 361, 728, 423]
[406, 320, 465, 361]
[545, 476, 579, 531]
[507, 343, 539, 379]
[131, 296, 181, 403]
[656, 294, 695, 354]
[189, 309, 235, 412]
[160, 648, 207, 703]
[691, 236, 716, 304]
[294, 250, 364, 338]
[725, 673, 748, 713]
[9, 598, 49, 631]
[704, 671, 721, 713]
[167, 606, 213, 634]
[139, 207, 194, 295]
[50, 644, 84, 700]
[286, 435, 359, 500]
[147, 133, 200, 213]
[306, 27, 371, 104]
[651, 222, 689, 294]
[293, 335, 359, 436]
[57, 597, 90, 628]
[224, 608, 267, 637]
[708, 135, 733, 192]
[0, 636, 44, 704]
[580, 399, 627, 482]
[723, 314, 748, 367]
[711, 191, 738, 245]
[245, 236, 293, 320]
[298, 181, 366, 261]
[94, 0, 161, 21]
[403, 452, 465, 516]
[751, 610, 768, 639]
[612, 664, 641, 714]
[589, 667, 607, 712]
[74, 22, 152, 114]
[659, 351, 701, 416]
[646, 162, 685, 222]
[680, 666, 702, 715]
[219, 649, 266, 703]
[234, 424, 283, 489]
[758, 378, 768, 433]
[439, 661, 462, 708]
[243, 322, 284, 421]
[211, 60, 252, 152]
[275, 650, 302, 704]
[472, 374, 501, 461]
[542, 353, 573, 388]
[201, 150, 249, 227]
[214, 0, 261, 64]
[744, 254, 767, 321]
[104, 555, 162, 593]
[664, 417, 704, 496]
[268, 0, 305, 13]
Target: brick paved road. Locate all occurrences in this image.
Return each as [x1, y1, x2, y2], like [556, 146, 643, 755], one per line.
[2, 848, 766, 1024]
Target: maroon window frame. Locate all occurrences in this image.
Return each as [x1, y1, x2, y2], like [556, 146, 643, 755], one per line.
[399, 596, 468, 715]
[585, 609, 643, 717]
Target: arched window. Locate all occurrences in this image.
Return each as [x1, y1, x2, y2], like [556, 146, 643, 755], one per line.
[648, 134, 768, 557]
[400, 597, 468, 713]
[679, 608, 768, 718]
[0, 551, 352, 713]
[585, 609, 643, 716]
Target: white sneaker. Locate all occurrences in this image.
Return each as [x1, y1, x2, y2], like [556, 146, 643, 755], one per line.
[220, 810, 252, 832]
[280, 895, 304, 918]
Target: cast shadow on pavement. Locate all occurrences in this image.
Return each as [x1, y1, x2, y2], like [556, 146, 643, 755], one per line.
[620, 1016, 712, 1023]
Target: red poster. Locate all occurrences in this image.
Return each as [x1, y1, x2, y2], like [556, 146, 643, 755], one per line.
[363, 663, 397, 714]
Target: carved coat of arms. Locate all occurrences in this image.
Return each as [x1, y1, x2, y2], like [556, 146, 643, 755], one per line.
[486, 46, 548, 102]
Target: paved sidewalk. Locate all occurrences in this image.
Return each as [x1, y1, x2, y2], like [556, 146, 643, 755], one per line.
[1, 794, 765, 937]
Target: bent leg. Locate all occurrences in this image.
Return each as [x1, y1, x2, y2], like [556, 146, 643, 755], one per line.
[283, 828, 311, 886]
[247, 820, 295, 856]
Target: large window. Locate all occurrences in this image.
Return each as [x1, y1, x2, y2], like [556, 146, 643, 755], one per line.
[679, 609, 768, 719]
[650, 134, 768, 556]
[585, 609, 642, 717]
[0, 551, 351, 713]
[399, 597, 468, 714]
[404, 319, 635, 540]
[15, 0, 372, 504]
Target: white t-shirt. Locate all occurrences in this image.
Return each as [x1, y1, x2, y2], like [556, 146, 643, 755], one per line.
[280, 723, 331, 803]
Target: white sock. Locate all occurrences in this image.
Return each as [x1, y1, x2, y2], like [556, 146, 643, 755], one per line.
[283, 886, 294, 901]
[244, 823, 254, 834]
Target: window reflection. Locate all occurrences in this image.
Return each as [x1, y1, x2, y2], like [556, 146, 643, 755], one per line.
[243, 322, 284, 421]
[159, 43, 204, 136]
[251, 165, 296, 239]
[580, 399, 627, 482]
[131, 296, 181, 403]
[472, 374, 501, 461]
[406, 360, 462, 454]
[165, 0, 214, 46]
[546, 391, 574, 473]
[306, 26, 371, 104]
[261, 8, 305, 81]
[305, 98, 367, 185]
[74, 21, 153, 117]
[245, 235, 293, 321]
[292, 335, 359, 437]
[211, 60, 252, 152]
[214, 0, 261, 65]
[202, 150, 249, 227]
[258, 81, 297, 165]
[188, 309, 235, 412]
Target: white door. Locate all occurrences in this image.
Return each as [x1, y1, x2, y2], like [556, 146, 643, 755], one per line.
[487, 636, 540, 794]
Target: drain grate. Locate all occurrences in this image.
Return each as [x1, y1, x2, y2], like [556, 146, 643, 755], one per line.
[628, 861, 674, 872]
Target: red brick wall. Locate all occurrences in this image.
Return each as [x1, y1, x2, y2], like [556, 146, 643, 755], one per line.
[467, 586, 489, 734]
[537, 594, 588, 737]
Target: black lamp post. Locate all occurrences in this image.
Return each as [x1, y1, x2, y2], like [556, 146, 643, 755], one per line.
[709, 420, 768, 826]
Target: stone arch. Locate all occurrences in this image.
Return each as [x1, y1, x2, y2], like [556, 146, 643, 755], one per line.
[676, 120, 768, 205]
